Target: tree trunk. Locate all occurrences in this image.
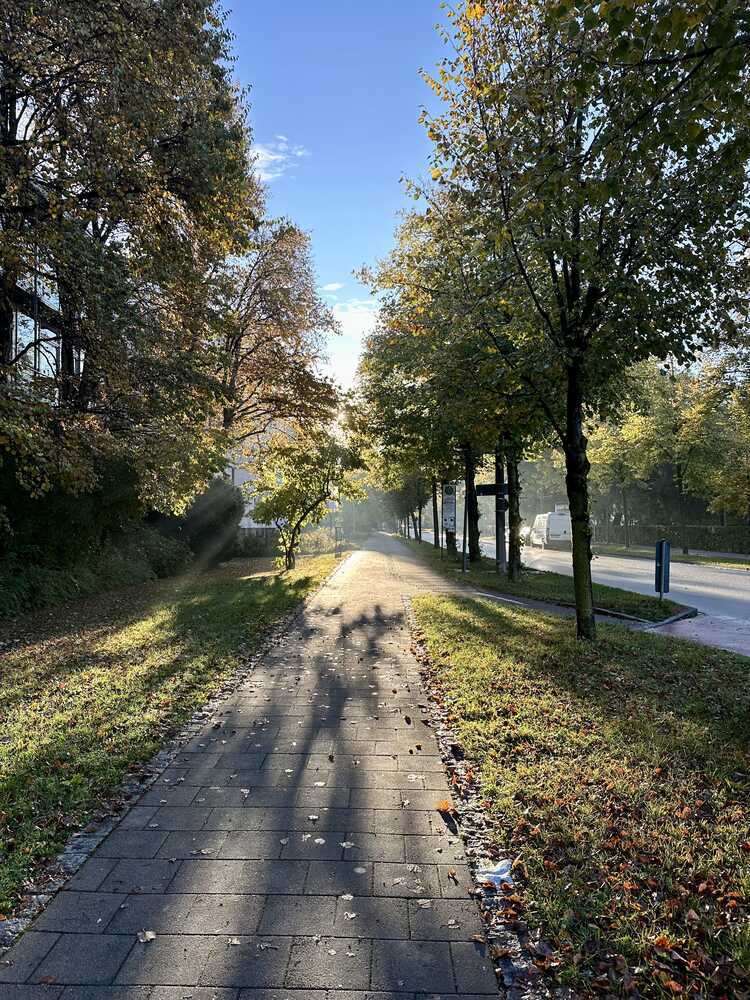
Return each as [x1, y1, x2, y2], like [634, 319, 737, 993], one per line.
[495, 446, 507, 573]
[417, 505, 422, 542]
[411, 511, 419, 540]
[445, 530, 456, 553]
[622, 488, 630, 548]
[564, 363, 596, 640]
[463, 443, 481, 562]
[431, 478, 440, 549]
[0, 277, 13, 379]
[506, 448, 522, 581]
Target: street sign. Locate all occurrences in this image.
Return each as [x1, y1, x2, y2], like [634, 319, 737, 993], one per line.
[442, 482, 456, 531]
[475, 483, 510, 497]
[655, 539, 671, 599]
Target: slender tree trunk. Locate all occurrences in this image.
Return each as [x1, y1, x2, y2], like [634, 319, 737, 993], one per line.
[431, 478, 440, 549]
[506, 448, 522, 581]
[411, 511, 418, 539]
[675, 464, 689, 554]
[417, 505, 422, 542]
[622, 488, 630, 548]
[564, 363, 596, 640]
[463, 443, 481, 562]
[0, 276, 13, 379]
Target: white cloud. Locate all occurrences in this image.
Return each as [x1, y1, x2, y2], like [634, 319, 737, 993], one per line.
[322, 282, 345, 293]
[252, 136, 309, 182]
[324, 297, 379, 389]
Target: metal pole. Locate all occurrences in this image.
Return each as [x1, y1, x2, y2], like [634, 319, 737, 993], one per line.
[461, 483, 468, 573]
[495, 447, 507, 574]
[440, 486, 444, 560]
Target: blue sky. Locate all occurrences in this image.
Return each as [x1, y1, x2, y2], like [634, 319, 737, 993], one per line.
[226, 1, 448, 388]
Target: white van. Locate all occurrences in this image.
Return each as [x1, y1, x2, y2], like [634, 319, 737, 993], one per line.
[529, 511, 571, 549]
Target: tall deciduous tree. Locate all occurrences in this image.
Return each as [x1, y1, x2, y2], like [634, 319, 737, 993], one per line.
[422, 0, 750, 637]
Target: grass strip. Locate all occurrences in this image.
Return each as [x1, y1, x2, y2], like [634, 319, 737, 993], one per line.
[593, 544, 750, 572]
[0, 554, 340, 913]
[413, 594, 750, 998]
[405, 538, 683, 622]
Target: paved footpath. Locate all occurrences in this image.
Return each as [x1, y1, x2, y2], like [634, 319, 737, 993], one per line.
[1, 534, 499, 1000]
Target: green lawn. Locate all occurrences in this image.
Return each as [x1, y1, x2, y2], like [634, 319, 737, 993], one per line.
[405, 539, 684, 621]
[593, 543, 750, 572]
[413, 594, 750, 998]
[0, 554, 340, 914]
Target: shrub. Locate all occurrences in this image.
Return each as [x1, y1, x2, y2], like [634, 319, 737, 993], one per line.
[0, 527, 192, 620]
[298, 526, 336, 554]
[235, 530, 279, 558]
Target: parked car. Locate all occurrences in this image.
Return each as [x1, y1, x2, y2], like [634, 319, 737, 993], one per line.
[529, 511, 572, 549]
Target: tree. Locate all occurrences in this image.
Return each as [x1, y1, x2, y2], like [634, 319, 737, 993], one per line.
[1, 0, 259, 512]
[422, 0, 750, 637]
[252, 429, 363, 570]
[218, 219, 338, 443]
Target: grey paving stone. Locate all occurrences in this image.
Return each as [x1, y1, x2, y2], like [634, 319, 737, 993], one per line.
[437, 866, 473, 899]
[285, 937, 371, 990]
[279, 834, 344, 861]
[155, 830, 228, 859]
[199, 936, 292, 988]
[332, 897, 409, 939]
[372, 865, 441, 899]
[116, 809, 158, 831]
[168, 860, 307, 895]
[371, 940, 455, 993]
[216, 832, 285, 860]
[32, 934, 134, 986]
[259, 809, 374, 833]
[258, 895, 336, 935]
[104, 893, 195, 934]
[408, 900, 485, 940]
[204, 809, 265, 832]
[0, 988, 63, 1000]
[66, 859, 117, 892]
[341, 835, 405, 863]
[0, 932, 60, 983]
[450, 942, 497, 994]
[183, 894, 265, 935]
[115, 935, 213, 986]
[191, 788, 253, 808]
[371, 812, 436, 836]
[304, 862, 374, 896]
[292, 788, 351, 809]
[137, 785, 198, 808]
[148, 807, 212, 831]
[96, 831, 169, 859]
[98, 860, 178, 895]
[34, 893, 126, 934]
[403, 837, 465, 866]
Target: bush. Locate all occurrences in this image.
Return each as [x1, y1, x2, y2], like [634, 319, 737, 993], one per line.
[298, 526, 336, 554]
[0, 527, 192, 620]
[235, 530, 279, 558]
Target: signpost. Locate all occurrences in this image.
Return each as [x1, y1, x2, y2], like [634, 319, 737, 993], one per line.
[476, 477, 509, 574]
[655, 539, 671, 602]
[442, 482, 456, 531]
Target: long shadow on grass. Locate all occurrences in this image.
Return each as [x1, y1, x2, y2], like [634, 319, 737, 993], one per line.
[421, 594, 750, 761]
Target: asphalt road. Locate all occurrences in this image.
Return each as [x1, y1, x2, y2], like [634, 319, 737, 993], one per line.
[421, 530, 750, 620]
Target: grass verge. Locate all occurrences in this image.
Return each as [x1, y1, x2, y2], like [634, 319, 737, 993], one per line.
[405, 539, 683, 622]
[413, 594, 750, 998]
[0, 553, 340, 913]
[593, 543, 750, 572]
